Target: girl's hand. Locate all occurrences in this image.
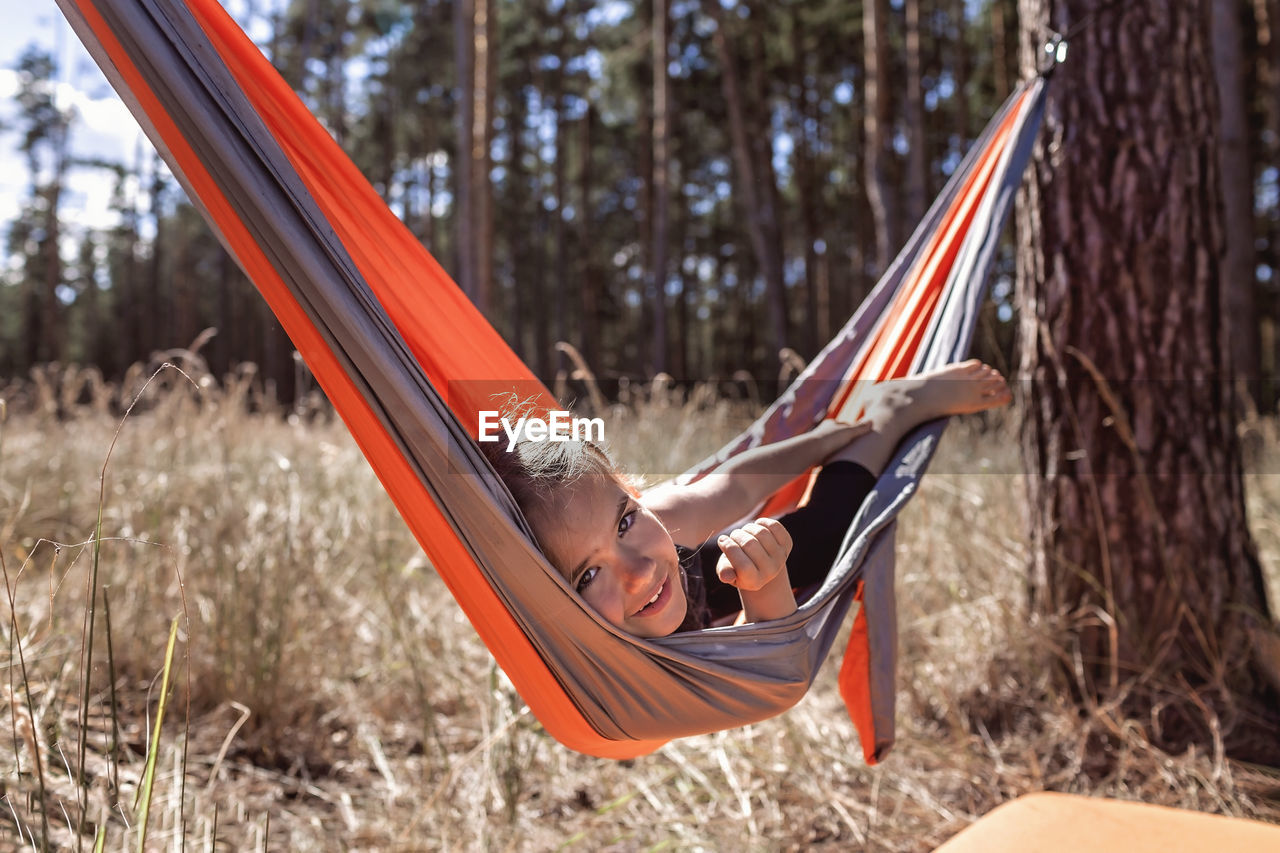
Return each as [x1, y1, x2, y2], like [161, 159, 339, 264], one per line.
[715, 517, 793, 591]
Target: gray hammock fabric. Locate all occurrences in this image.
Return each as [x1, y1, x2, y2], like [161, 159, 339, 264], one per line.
[57, 0, 1047, 759]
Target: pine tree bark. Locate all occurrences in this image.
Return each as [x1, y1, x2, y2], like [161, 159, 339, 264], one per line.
[1016, 0, 1280, 763]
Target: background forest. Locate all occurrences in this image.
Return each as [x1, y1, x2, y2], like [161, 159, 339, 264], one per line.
[3, 1, 1280, 848]
[10, 0, 1265, 399]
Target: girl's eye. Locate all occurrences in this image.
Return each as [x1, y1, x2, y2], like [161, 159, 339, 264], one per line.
[618, 509, 637, 536]
[576, 566, 599, 592]
[577, 508, 638, 592]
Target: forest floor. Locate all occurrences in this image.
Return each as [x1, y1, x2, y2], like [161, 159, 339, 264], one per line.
[2, 367, 1279, 851]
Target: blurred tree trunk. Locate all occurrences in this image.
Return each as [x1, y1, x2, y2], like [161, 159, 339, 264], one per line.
[38, 174, 65, 365]
[551, 5, 570, 360]
[952, 0, 971, 141]
[116, 152, 143, 371]
[789, 9, 821, 356]
[473, 0, 495, 318]
[991, 0, 1013, 97]
[454, 0, 475, 302]
[651, 0, 671, 374]
[38, 94, 68, 366]
[532, 52, 552, 378]
[674, 189, 692, 378]
[1212, 0, 1261, 404]
[635, 0, 655, 376]
[578, 103, 601, 373]
[217, 252, 238, 376]
[706, 0, 788, 355]
[146, 154, 167, 353]
[173, 231, 196, 352]
[508, 55, 530, 364]
[863, 0, 898, 274]
[12, 47, 71, 367]
[748, 20, 790, 355]
[903, 0, 927, 227]
[1016, 0, 1280, 763]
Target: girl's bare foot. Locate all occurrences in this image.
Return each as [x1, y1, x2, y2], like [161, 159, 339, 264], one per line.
[827, 360, 1011, 474]
[875, 359, 1012, 423]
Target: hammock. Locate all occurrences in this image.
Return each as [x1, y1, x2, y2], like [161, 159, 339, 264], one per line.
[57, 0, 1047, 762]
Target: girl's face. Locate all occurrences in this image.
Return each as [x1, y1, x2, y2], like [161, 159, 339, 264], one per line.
[532, 474, 688, 638]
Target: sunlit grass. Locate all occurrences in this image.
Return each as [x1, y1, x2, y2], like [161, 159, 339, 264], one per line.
[1, 362, 1277, 849]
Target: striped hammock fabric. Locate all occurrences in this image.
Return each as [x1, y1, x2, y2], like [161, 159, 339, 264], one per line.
[57, 0, 1047, 761]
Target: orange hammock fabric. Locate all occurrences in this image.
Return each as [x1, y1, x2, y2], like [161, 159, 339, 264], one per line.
[58, 0, 1047, 761]
[66, 0, 598, 751]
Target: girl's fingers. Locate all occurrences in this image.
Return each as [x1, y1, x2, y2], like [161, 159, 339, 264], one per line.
[714, 541, 747, 585]
[716, 535, 759, 584]
[717, 521, 791, 589]
[738, 520, 790, 559]
[754, 517, 793, 554]
[729, 525, 779, 565]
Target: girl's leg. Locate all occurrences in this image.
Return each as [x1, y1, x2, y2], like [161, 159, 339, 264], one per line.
[691, 360, 1010, 617]
[826, 359, 1010, 477]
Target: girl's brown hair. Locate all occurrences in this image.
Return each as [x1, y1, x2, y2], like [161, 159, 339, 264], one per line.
[476, 398, 627, 524]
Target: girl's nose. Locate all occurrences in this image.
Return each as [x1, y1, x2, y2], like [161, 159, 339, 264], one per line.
[618, 549, 655, 593]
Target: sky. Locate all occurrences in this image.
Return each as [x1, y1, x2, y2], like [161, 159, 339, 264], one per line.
[0, 2, 275, 252]
[0, 2, 153, 238]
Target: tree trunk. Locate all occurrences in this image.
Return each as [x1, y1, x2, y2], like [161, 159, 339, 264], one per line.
[863, 0, 898, 274]
[551, 6, 570, 358]
[650, 0, 671, 374]
[1211, 0, 1261, 404]
[532, 54, 552, 379]
[1016, 0, 1280, 763]
[453, 0, 475, 301]
[635, 1, 654, 376]
[952, 0, 971, 142]
[578, 103, 601, 373]
[705, 0, 788, 356]
[903, 0, 928, 228]
[473, 0, 496, 318]
[507, 53, 529, 363]
[146, 155, 167, 353]
[991, 0, 1013, 99]
[789, 10, 821, 356]
[38, 183, 64, 365]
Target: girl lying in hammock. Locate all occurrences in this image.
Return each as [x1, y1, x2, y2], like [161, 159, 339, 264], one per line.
[483, 360, 1011, 637]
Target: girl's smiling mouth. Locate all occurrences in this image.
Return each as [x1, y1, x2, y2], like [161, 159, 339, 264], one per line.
[635, 577, 672, 617]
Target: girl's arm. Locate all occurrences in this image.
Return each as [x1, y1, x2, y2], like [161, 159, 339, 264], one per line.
[645, 419, 871, 547]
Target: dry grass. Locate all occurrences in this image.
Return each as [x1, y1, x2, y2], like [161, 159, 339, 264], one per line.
[1, 364, 1278, 851]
